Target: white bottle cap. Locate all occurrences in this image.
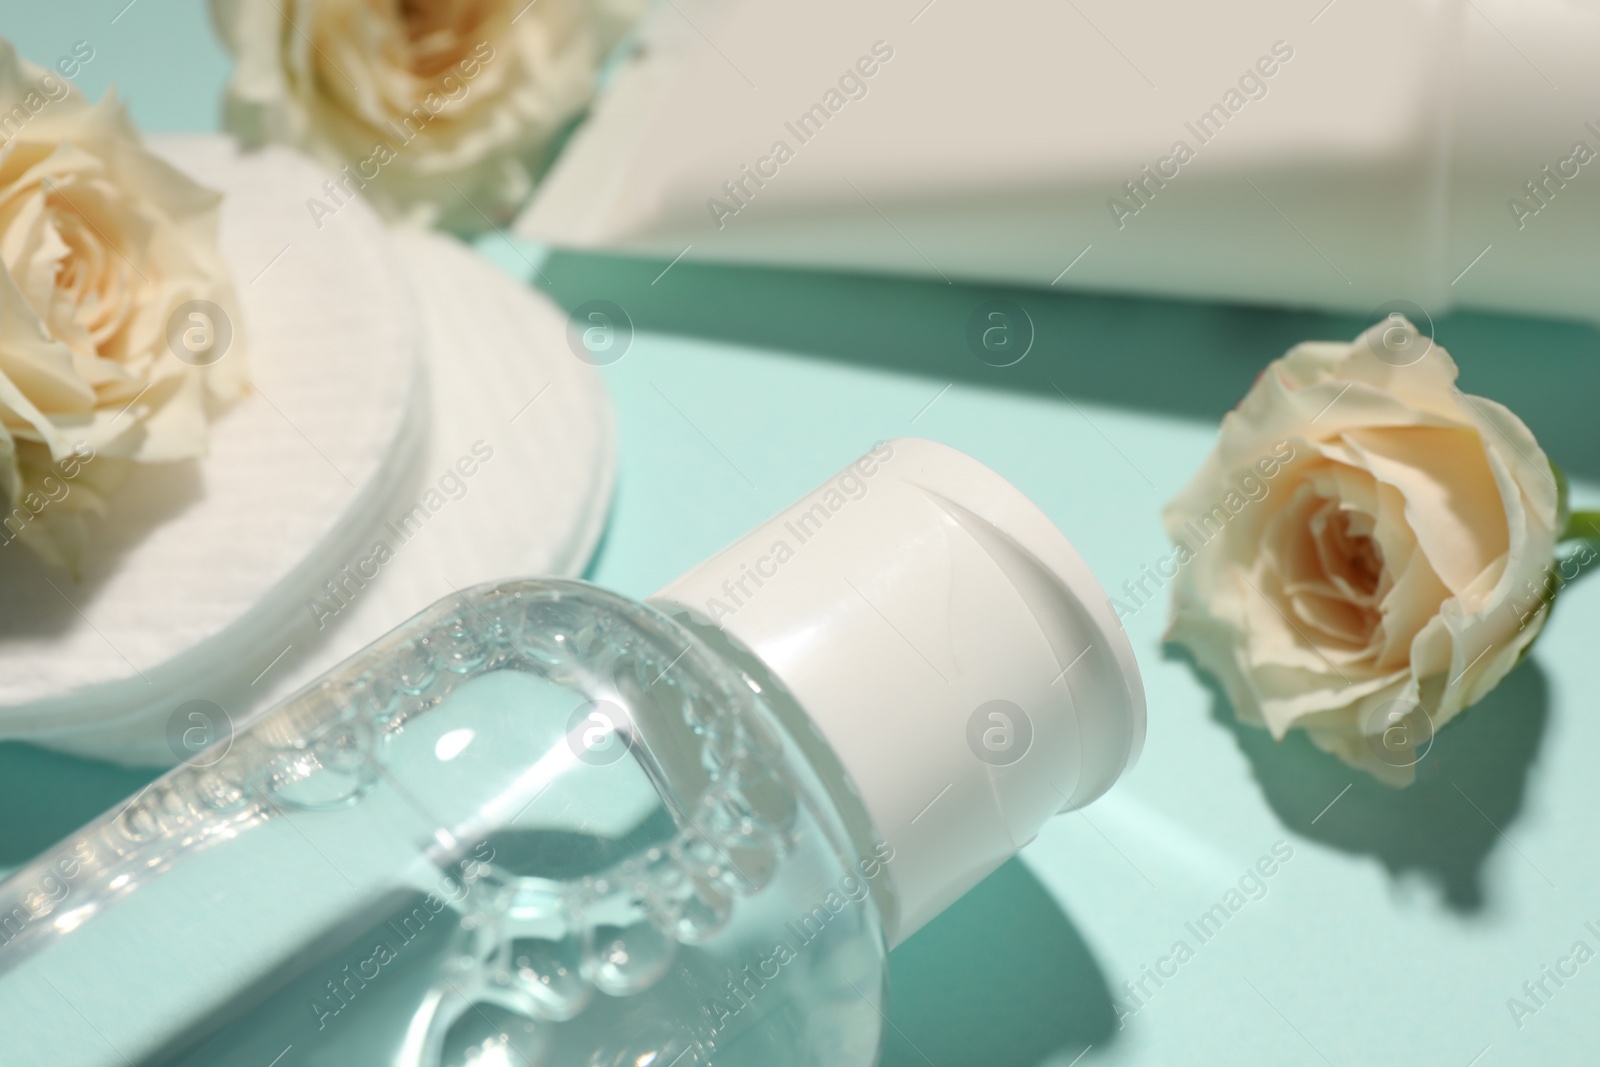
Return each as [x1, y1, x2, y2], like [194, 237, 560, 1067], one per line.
[650, 438, 1144, 945]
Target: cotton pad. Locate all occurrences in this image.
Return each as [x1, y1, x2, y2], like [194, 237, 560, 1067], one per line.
[0, 137, 615, 764]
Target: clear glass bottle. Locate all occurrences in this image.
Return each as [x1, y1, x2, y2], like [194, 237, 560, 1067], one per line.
[0, 438, 1144, 1067]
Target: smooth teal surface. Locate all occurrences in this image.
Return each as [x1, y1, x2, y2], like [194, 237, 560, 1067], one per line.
[6, 6, 1600, 1065]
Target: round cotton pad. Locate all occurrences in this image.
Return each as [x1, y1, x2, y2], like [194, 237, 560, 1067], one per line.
[0, 137, 615, 764]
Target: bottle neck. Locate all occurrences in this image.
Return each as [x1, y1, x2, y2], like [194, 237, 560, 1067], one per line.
[656, 604, 905, 946]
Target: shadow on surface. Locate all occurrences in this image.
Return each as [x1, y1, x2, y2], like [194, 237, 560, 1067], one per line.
[1170, 644, 1550, 913]
[0, 459, 203, 639]
[536, 250, 1600, 484]
[882, 857, 1116, 1067]
[0, 741, 156, 871]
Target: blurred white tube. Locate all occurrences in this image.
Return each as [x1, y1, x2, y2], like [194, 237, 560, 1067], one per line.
[518, 0, 1600, 321]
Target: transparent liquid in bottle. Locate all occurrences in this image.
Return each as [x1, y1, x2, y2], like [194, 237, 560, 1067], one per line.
[0, 580, 891, 1067]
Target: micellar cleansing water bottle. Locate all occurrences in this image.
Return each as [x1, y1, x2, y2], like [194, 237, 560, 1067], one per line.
[0, 438, 1144, 1067]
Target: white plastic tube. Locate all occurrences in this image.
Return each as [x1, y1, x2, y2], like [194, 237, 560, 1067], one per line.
[519, 0, 1600, 321]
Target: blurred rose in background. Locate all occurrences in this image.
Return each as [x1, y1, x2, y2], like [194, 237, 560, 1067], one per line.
[210, 0, 645, 232]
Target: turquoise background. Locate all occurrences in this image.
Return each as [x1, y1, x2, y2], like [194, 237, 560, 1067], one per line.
[7, 4, 1600, 1064]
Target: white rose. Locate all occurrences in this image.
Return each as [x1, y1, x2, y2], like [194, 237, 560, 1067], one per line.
[1163, 318, 1561, 785]
[0, 38, 246, 570]
[211, 0, 644, 232]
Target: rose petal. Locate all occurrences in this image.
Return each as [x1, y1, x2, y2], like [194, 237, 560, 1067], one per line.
[1342, 426, 1507, 596]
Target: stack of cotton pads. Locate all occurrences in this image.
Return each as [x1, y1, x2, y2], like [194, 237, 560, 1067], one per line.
[0, 138, 614, 765]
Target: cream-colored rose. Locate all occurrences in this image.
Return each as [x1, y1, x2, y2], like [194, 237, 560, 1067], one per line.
[211, 0, 644, 232]
[1163, 318, 1560, 784]
[0, 39, 246, 570]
